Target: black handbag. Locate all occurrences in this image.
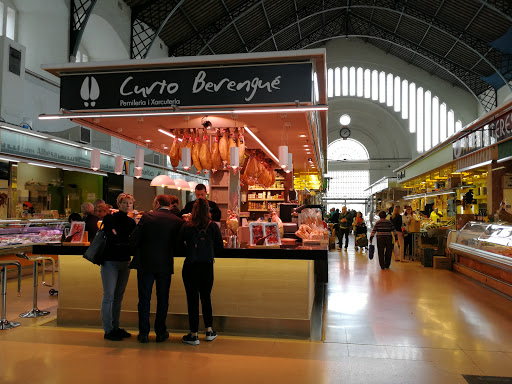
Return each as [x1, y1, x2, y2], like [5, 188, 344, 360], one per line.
[83, 230, 107, 265]
[369, 244, 375, 260]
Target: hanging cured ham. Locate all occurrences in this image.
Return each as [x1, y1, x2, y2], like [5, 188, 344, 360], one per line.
[237, 127, 245, 166]
[199, 132, 212, 172]
[178, 130, 185, 161]
[211, 131, 221, 172]
[228, 129, 237, 165]
[169, 132, 180, 168]
[192, 133, 202, 174]
[219, 129, 229, 164]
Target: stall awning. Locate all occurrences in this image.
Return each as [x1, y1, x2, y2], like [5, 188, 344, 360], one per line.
[455, 146, 496, 172]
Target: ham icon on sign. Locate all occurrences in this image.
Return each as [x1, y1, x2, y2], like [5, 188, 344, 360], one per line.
[80, 76, 100, 107]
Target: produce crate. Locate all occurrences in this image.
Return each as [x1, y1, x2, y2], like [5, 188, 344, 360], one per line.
[433, 256, 452, 270]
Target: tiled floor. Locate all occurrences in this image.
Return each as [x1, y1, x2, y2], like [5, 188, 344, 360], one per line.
[1, 241, 512, 383]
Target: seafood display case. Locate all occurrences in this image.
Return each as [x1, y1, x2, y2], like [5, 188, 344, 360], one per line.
[448, 221, 512, 269]
[0, 219, 66, 250]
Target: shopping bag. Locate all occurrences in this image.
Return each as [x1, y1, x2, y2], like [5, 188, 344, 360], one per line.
[393, 242, 400, 261]
[83, 230, 107, 265]
[368, 244, 375, 260]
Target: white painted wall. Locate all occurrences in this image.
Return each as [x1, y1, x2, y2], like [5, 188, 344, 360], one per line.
[325, 38, 480, 184]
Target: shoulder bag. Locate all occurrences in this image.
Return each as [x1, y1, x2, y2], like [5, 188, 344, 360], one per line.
[83, 227, 107, 265]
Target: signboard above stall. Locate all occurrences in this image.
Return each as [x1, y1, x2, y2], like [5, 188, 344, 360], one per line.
[59, 62, 313, 111]
[453, 108, 512, 160]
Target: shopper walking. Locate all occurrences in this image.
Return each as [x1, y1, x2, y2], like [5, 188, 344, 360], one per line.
[402, 206, 415, 259]
[130, 195, 183, 343]
[178, 198, 223, 345]
[338, 206, 354, 250]
[370, 211, 396, 270]
[100, 193, 137, 341]
[389, 206, 404, 262]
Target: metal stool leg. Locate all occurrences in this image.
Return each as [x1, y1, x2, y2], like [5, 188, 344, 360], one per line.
[0, 263, 22, 330]
[19, 260, 49, 318]
[40, 257, 55, 287]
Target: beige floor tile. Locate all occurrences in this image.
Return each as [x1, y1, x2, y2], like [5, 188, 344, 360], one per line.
[464, 349, 512, 377]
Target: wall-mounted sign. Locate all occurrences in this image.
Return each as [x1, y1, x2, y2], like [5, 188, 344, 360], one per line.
[60, 62, 313, 111]
[453, 109, 512, 160]
[397, 169, 406, 180]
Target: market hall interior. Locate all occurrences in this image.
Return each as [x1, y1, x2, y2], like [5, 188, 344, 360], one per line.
[1, 244, 512, 384]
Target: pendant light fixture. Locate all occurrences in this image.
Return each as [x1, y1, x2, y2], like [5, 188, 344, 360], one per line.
[230, 146, 240, 173]
[134, 147, 145, 170]
[150, 174, 175, 188]
[181, 147, 192, 170]
[174, 178, 190, 190]
[134, 168, 142, 179]
[115, 155, 123, 175]
[91, 149, 100, 171]
[278, 145, 288, 168]
[285, 152, 293, 173]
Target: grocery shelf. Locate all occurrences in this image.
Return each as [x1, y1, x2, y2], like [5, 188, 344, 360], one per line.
[248, 199, 285, 202]
[248, 209, 271, 212]
[248, 188, 284, 191]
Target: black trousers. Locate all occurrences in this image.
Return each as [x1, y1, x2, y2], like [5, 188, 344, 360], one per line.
[338, 228, 350, 248]
[137, 270, 172, 336]
[182, 260, 214, 333]
[377, 236, 393, 269]
[403, 234, 412, 257]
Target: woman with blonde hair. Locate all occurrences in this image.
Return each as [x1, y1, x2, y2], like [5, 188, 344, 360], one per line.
[100, 193, 137, 341]
[389, 206, 404, 262]
[178, 198, 223, 345]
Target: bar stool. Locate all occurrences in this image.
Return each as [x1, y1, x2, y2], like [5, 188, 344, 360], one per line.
[16, 253, 55, 318]
[0, 260, 22, 330]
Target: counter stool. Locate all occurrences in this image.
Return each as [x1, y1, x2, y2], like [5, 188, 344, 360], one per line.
[16, 253, 55, 318]
[0, 260, 22, 330]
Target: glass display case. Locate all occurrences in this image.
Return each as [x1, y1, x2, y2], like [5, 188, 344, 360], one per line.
[448, 221, 512, 269]
[0, 219, 66, 248]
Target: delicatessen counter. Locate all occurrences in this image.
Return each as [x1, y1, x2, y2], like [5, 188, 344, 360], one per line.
[448, 221, 512, 296]
[33, 243, 326, 338]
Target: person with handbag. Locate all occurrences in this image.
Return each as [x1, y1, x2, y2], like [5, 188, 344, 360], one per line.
[130, 195, 184, 343]
[389, 206, 404, 262]
[177, 198, 223, 345]
[369, 211, 396, 270]
[100, 193, 136, 341]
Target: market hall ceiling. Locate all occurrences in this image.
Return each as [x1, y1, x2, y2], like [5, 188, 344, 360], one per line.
[119, 0, 512, 112]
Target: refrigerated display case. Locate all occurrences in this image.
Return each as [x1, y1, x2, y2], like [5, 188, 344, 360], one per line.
[448, 221, 512, 296]
[0, 219, 66, 250]
[448, 221, 512, 268]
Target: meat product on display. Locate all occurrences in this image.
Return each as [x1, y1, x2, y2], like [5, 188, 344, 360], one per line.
[169, 132, 180, 168]
[229, 129, 237, 164]
[211, 131, 221, 172]
[199, 132, 212, 172]
[192, 134, 202, 173]
[178, 130, 186, 161]
[226, 210, 239, 235]
[219, 130, 229, 164]
[237, 127, 245, 166]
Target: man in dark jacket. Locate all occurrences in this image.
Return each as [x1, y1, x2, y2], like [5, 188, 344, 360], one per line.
[338, 206, 354, 250]
[180, 184, 221, 221]
[130, 194, 183, 343]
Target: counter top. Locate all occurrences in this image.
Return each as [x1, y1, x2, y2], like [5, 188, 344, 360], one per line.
[32, 243, 327, 261]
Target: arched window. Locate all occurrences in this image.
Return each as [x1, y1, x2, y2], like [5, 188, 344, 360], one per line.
[327, 138, 370, 161]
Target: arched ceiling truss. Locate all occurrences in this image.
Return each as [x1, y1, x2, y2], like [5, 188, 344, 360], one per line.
[124, 0, 512, 112]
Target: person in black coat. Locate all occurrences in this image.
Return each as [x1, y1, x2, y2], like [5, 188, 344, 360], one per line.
[81, 202, 99, 240]
[180, 183, 221, 221]
[130, 194, 184, 343]
[178, 198, 223, 345]
[100, 193, 137, 341]
[169, 195, 180, 217]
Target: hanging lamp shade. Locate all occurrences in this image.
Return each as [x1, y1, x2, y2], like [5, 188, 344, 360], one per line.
[115, 155, 124, 175]
[135, 147, 145, 170]
[150, 174, 175, 187]
[188, 181, 198, 191]
[134, 168, 142, 178]
[181, 147, 192, 170]
[285, 153, 293, 173]
[278, 146, 288, 168]
[230, 146, 239, 172]
[174, 178, 190, 190]
[91, 149, 101, 171]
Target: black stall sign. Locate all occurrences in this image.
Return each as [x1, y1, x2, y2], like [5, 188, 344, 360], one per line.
[452, 109, 512, 159]
[60, 62, 313, 111]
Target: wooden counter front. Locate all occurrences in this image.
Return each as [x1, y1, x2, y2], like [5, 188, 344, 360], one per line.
[33, 245, 325, 338]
